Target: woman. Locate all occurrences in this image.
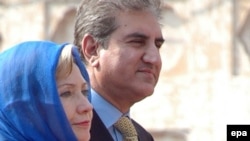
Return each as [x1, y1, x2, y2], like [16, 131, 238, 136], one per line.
[0, 41, 93, 141]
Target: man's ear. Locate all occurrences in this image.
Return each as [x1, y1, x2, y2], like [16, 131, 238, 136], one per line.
[81, 34, 99, 67]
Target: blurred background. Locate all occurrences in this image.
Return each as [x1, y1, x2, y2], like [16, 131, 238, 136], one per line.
[0, 0, 249, 141]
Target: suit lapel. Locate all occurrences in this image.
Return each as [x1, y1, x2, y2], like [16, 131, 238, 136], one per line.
[132, 119, 154, 141]
[89, 110, 153, 141]
[90, 110, 114, 141]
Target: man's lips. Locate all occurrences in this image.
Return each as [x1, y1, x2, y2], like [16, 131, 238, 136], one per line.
[138, 68, 155, 77]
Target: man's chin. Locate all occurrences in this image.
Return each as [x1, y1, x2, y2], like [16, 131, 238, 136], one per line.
[137, 88, 154, 99]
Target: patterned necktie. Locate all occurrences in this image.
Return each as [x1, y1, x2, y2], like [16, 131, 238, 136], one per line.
[114, 116, 138, 141]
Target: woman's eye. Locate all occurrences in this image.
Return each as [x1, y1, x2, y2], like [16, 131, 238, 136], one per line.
[81, 90, 89, 97]
[60, 91, 71, 97]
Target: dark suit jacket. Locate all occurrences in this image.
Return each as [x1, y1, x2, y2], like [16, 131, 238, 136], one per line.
[90, 110, 154, 141]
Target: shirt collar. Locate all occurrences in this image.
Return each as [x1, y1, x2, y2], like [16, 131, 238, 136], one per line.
[91, 89, 129, 128]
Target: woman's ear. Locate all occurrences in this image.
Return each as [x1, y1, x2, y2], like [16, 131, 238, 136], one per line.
[81, 34, 99, 67]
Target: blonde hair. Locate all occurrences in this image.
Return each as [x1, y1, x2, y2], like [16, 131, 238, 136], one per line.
[56, 44, 74, 80]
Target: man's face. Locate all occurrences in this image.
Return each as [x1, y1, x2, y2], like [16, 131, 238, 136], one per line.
[96, 10, 164, 102]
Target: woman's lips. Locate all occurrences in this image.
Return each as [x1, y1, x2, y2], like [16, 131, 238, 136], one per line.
[73, 120, 91, 127]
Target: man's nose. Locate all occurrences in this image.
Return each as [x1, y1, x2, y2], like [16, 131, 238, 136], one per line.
[142, 45, 161, 65]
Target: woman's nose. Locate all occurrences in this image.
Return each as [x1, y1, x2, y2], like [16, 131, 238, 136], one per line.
[77, 96, 93, 114]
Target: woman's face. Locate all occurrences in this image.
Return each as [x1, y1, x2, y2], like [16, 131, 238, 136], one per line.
[57, 63, 93, 141]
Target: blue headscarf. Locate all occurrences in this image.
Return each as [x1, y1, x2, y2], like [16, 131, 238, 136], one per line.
[0, 41, 90, 141]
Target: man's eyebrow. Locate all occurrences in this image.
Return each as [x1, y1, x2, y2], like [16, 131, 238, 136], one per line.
[124, 32, 165, 43]
[124, 32, 149, 39]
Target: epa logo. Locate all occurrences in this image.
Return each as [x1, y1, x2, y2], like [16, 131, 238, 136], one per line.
[231, 131, 247, 138]
[227, 125, 250, 141]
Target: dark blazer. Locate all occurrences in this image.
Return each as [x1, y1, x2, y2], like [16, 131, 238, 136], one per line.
[90, 110, 154, 141]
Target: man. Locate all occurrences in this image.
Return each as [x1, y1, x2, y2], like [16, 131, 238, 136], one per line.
[74, 0, 164, 140]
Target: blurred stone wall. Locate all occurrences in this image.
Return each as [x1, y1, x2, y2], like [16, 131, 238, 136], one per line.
[0, 0, 250, 141]
[0, 0, 80, 51]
